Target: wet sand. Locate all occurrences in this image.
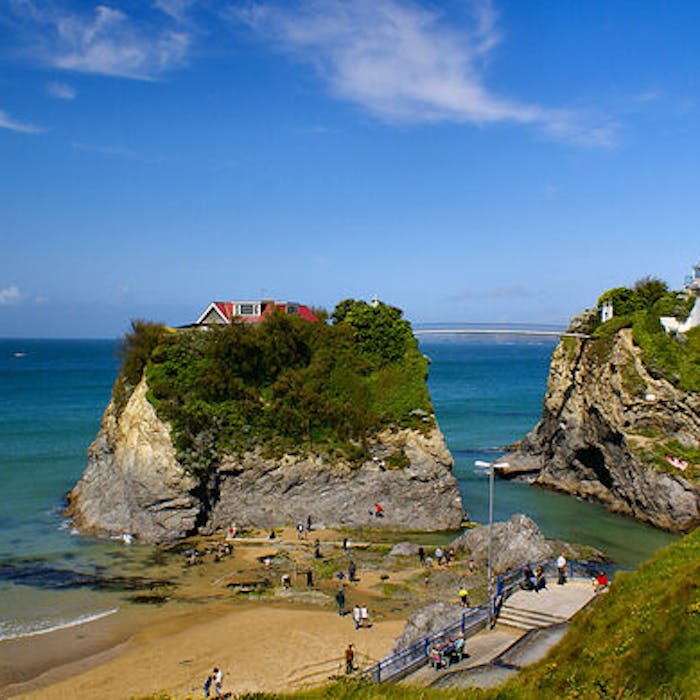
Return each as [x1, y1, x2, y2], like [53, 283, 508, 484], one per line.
[0, 527, 427, 699]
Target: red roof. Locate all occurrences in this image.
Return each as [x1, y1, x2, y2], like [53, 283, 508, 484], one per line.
[196, 300, 318, 325]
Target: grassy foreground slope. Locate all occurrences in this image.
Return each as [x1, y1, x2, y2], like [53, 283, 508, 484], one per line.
[139, 528, 700, 699]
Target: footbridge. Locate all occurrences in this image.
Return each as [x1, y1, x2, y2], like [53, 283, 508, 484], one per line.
[414, 329, 590, 339]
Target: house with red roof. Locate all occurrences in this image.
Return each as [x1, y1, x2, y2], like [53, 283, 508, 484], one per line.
[194, 300, 318, 326]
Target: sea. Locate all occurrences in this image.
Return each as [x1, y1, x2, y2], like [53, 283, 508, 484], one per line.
[0, 336, 677, 641]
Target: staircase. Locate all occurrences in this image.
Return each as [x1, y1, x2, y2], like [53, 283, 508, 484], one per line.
[497, 604, 567, 631]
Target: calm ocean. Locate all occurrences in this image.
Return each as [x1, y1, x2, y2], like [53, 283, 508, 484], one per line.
[0, 337, 675, 639]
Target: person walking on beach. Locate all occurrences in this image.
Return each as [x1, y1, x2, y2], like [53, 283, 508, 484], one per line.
[203, 672, 212, 699]
[348, 560, 357, 582]
[459, 587, 469, 607]
[213, 667, 223, 697]
[297, 522, 304, 540]
[314, 538, 321, 559]
[418, 546, 425, 566]
[360, 605, 369, 628]
[335, 587, 346, 616]
[345, 643, 355, 674]
[352, 604, 361, 629]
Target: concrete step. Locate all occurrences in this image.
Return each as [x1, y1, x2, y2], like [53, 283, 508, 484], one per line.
[498, 606, 567, 630]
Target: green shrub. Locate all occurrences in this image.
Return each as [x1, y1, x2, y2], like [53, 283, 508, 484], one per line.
[115, 302, 432, 475]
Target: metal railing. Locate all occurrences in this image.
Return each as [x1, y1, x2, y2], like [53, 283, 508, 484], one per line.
[357, 558, 620, 685]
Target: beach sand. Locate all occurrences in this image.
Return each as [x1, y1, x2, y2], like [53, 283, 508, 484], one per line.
[0, 527, 426, 699]
[5, 603, 403, 699]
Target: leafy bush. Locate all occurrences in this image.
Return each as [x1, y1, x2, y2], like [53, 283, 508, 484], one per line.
[116, 301, 433, 474]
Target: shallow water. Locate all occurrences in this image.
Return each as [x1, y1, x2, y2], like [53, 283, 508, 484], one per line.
[0, 337, 677, 638]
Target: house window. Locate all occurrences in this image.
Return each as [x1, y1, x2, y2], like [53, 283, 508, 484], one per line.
[239, 303, 256, 315]
[287, 304, 299, 315]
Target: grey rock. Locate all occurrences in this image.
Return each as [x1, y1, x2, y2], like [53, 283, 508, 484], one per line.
[451, 514, 554, 572]
[504, 328, 700, 533]
[67, 378, 464, 543]
[392, 601, 463, 652]
[388, 542, 421, 557]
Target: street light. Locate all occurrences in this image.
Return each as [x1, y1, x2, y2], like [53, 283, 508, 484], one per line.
[474, 459, 509, 627]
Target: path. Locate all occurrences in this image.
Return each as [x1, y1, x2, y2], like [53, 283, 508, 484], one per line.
[401, 578, 596, 688]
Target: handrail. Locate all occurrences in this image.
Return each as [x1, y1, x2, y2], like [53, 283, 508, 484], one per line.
[357, 558, 620, 685]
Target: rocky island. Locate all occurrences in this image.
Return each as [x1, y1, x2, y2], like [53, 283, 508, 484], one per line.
[502, 276, 700, 533]
[66, 299, 464, 542]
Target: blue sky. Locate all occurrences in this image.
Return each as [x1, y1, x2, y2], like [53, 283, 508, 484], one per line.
[1, 0, 699, 338]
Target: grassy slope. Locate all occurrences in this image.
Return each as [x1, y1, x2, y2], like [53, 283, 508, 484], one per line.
[137, 529, 700, 700]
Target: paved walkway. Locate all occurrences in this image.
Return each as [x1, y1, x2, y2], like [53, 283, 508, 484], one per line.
[401, 578, 596, 688]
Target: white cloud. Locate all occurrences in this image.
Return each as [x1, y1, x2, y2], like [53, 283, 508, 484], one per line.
[46, 80, 77, 99]
[0, 108, 43, 133]
[235, 0, 616, 146]
[0, 285, 22, 305]
[9, 2, 190, 80]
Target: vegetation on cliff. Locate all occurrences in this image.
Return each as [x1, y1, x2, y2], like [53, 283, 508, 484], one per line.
[112, 300, 432, 473]
[592, 277, 700, 392]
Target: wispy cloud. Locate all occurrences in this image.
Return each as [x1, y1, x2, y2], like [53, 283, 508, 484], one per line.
[0, 285, 22, 305]
[234, 0, 616, 147]
[0, 108, 43, 133]
[8, 2, 190, 80]
[46, 80, 76, 99]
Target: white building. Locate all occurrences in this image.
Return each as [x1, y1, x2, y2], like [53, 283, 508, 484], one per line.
[660, 259, 700, 334]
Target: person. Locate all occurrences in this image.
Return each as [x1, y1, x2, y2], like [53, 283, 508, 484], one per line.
[281, 573, 291, 589]
[314, 539, 321, 559]
[593, 570, 609, 593]
[435, 547, 444, 566]
[203, 673, 212, 699]
[306, 569, 314, 588]
[335, 587, 346, 616]
[418, 546, 425, 566]
[342, 537, 349, 552]
[557, 552, 567, 585]
[521, 565, 535, 591]
[297, 522, 304, 540]
[306, 514, 312, 531]
[345, 643, 355, 674]
[459, 587, 469, 607]
[360, 605, 369, 628]
[352, 604, 361, 630]
[348, 560, 357, 582]
[226, 523, 237, 540]
[535, 565, 546, 592]
[374, 502, 383, 517]
[268, 529, 276, 540]
[213, 667, 222, 697]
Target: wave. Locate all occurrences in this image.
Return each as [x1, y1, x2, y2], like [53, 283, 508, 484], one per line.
[0, 607, 119, 641]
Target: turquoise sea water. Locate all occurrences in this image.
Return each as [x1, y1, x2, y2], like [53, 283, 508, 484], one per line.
[0, 337, 676, 639]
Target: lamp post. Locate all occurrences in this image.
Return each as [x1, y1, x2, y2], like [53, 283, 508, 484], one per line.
[474, 459, 508, 627]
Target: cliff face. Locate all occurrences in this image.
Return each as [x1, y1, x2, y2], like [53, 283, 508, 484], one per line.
[502, 329, 700, 533]
[66, 377, 464, 543]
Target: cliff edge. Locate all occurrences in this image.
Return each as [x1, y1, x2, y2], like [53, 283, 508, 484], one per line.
[502, 328, 700, 532]
[66, 376, 463, 542]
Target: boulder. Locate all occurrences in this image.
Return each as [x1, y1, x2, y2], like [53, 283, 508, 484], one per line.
[452, 514, 553, 573]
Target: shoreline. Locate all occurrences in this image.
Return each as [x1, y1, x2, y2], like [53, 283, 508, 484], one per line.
[0, 526, 435, 699]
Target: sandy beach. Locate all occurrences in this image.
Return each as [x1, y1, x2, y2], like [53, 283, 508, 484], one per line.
[0, 527, 438, 699]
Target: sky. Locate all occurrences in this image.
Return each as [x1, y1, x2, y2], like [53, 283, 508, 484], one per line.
[1, 0, 699, 338]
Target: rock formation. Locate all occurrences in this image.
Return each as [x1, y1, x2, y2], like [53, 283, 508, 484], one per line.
[66, 377, 464, 543]
[502, 329, 700, 533]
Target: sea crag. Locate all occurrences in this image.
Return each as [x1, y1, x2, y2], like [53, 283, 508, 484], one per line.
[66, 377, 463, 543]
[502, 329, 700, 532]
